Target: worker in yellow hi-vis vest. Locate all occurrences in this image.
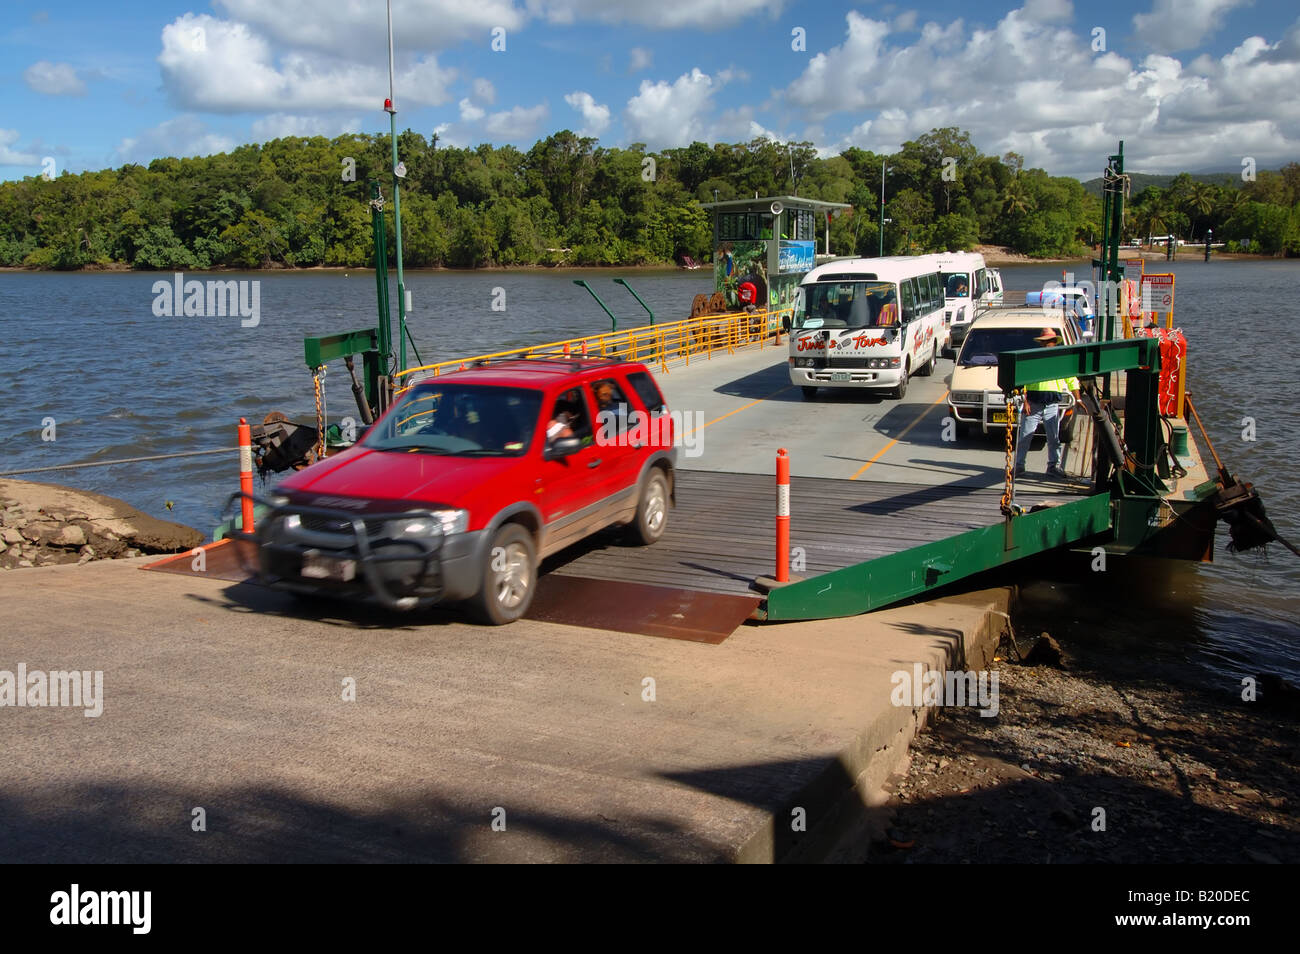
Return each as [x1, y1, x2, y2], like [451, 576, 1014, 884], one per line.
[1015, 328, 1082, 479]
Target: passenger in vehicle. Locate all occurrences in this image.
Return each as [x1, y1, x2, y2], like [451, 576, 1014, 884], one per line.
[593, 381, 630, 434]
[547, 390, 581, 441]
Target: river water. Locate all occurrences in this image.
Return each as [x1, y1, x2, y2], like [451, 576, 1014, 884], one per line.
[1, 262, 1296, 684]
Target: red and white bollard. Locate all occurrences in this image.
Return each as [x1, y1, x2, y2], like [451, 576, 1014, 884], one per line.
[238, 417, 255, 534]
[776, 448, 790, 582]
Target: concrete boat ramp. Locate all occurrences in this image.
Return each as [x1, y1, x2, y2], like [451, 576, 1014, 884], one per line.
[1, 342, 1054, 862]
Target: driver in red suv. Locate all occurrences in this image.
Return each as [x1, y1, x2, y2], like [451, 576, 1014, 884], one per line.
[252, 358, 676, 624]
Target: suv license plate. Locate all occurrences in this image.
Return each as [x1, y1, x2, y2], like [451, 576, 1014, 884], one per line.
[301, 550, 356, 582]
[831, 372, 850, 382]
[991, 412, 1008, 424]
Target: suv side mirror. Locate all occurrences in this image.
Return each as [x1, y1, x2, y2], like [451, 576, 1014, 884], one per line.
[544, 436, 582, 460]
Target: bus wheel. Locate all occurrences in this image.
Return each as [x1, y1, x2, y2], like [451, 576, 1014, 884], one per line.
[801, 386, 818, 400]
[892, 363, 909, 400]
[918, 344, 936, 376]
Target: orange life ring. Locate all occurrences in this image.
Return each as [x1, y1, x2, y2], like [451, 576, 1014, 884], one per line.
[738, 281, 758, 305]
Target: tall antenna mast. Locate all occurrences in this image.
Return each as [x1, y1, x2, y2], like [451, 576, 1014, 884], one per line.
[385, 0, 408, 373]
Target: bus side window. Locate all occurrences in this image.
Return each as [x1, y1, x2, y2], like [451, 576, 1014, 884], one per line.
[927, 273, 941, 312]
[900, 279, 917, 323]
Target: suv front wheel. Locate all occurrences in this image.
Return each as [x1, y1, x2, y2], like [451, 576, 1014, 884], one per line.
[471, 523, 537, 625]
[628, 469, 669, 545]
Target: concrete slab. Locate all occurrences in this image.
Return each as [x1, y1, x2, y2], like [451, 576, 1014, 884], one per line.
[0, 557, 1010, 863]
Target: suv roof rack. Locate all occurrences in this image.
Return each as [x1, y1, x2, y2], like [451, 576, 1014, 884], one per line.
[474, 353, 628, 372]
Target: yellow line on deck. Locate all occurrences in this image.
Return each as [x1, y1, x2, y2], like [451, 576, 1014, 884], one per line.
[684, 385, 792, 436]
[850, 392, 948, 480]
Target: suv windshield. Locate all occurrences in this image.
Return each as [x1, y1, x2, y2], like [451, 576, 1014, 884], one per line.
[959, 328, 1055, 367]
[796, 280, 897, 329]
[363, 383, 543, 456]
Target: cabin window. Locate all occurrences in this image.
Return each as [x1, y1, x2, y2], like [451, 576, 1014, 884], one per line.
[900, 279, 917, 322]
[924, 273, 940, 312]
[795, 210, 816, 240]
[719, 213, 763, 241]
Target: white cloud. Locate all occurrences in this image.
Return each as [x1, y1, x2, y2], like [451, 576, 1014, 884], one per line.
[892, 11, 918, 32]
[114, 116, 237, 165]
[0, 129, 41, 168]
[158, 13, 454, 113]
[250, 114, 362, 141]
[22, 61, 86, 96]
[625, 68, 723, 147]
[471, 78, 496, 105]
[483, 103, 549, 139]
[214, 0, 525, 54]
[459, 98, 486, 122]
[628, 46, 652, 72]
[532, 0, 787, 29]
[564, 91, 610, 136]
[779, 4, 1300, 178]
[1133, 0, 1252, 54]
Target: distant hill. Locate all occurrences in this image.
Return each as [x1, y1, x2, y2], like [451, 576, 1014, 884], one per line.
[1080, 171, 1245, 198]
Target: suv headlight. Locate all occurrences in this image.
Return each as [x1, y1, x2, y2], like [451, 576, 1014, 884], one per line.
[388, 509, 469, 537]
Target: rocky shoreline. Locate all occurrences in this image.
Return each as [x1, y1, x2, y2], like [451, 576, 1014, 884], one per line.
[0, 478, 203, 570]
[869, 626, 1300, 864]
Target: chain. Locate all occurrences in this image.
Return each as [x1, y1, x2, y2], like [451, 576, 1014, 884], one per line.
[1001, 388, 1020, 515]
[313, 365, 327, 461]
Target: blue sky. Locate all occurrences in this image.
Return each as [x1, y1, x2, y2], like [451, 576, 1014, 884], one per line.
[3, 0, 1298, 182]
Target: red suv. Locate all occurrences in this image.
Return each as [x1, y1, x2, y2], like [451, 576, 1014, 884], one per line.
[251, 357, 676, 623]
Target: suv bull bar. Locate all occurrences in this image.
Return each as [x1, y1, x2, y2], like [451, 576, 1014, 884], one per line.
[225, 492, 446, 611]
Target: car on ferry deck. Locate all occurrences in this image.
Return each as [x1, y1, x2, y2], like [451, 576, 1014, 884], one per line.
[254, 357, 676, 624]
[945, 308, 1082, 439]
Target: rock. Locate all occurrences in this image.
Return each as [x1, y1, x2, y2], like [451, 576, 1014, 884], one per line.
[0, 540, 6, 554]
[1024, 634, 1064, 667]
[0, 527, 22, 544]
[17, 559, 32, 568]
[51, 524, 86, 547]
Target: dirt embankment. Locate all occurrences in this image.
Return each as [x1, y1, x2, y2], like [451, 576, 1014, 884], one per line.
[0, 478, 203, 570]
[869, 632, 1300, 864]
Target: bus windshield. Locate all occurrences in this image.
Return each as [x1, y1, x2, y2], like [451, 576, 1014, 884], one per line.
[942, 273, 971, 298]
[796, 281, 899, 330]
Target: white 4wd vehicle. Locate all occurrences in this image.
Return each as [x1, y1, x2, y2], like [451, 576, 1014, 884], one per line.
[945, 308, 1081, 438]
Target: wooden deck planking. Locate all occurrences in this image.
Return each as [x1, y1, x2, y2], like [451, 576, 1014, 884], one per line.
[547, 470, 1078, 596]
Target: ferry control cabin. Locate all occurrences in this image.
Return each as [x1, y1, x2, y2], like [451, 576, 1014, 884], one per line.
[699, 196, 851, 326]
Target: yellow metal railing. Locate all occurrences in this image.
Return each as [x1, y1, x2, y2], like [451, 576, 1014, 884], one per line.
[393, 307, 791, 393]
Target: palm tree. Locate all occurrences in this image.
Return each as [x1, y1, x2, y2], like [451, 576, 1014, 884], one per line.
[1137, 204, 1170, 246]
[1001, 179, 1030, 217]
[1183, 181, 1215, 238]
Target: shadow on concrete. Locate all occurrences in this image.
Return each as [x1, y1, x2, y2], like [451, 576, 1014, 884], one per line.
[0, 782, 723, 863]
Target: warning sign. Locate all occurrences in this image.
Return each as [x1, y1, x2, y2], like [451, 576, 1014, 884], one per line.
[1141, 273, 1175, 315]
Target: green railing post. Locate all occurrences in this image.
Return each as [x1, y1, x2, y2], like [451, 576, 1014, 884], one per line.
[369, 179, 393, 372]
[612, 278, 655, 325]
[573, 279, 619, 332]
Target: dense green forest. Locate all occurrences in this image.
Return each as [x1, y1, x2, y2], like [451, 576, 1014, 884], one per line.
[2, 127, 1297, 270]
